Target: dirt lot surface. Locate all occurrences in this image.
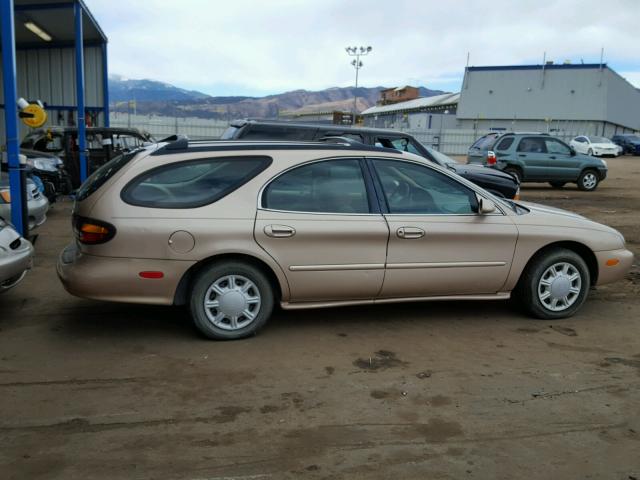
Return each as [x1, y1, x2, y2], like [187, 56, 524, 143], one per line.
[1, 156, 639, 479]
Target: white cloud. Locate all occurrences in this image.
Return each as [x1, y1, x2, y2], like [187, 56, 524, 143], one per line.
[87, 0, 640, 95]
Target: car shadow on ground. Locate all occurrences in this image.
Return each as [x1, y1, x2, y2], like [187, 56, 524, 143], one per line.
[51, 298, 525, 342]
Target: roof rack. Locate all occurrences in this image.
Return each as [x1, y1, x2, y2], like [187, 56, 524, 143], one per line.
[150, 137, 402, 156]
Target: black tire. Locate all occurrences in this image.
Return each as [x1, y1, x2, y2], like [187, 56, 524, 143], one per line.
[549, 181, 566, 189]
[577, 169, 599, 191]
[514, 248, 590, 320]
[189, 262, 274, 340]
[503, 167, 522, 183]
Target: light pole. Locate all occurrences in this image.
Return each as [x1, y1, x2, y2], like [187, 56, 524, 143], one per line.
[345, 46, 372, 121]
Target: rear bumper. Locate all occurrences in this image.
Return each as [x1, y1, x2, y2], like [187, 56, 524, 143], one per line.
[594, 248, 634, 286]
[57, 243, 195, 305]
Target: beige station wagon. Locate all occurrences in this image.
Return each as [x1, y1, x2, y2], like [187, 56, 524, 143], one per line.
[57, 138, 633, 339]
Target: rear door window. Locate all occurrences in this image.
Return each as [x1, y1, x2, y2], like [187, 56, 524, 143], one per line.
[122, 156, 272, 208]
[262, 159, 370, 214]
[517, 137, 547, 153]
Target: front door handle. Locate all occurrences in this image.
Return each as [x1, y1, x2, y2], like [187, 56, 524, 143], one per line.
[549, 155, 556, 159]
[397, 227, 425, 239]
[264, 224, 296, 238]
[518, 154, 526, 157]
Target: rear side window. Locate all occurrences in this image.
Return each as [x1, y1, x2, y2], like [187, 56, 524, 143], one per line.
[262, 159, 370, 214]
[122, 156, 271, 208]
[495, 137, 514, 151]
[517, 137, 547, 153]
[76, 150, 139, 201]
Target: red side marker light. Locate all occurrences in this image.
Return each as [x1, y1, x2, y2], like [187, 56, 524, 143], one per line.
[139, 271, 164, 279]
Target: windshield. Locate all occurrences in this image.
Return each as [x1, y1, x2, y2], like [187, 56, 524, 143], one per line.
[424, 146, 457, 166]
[221, 126, 240, 140]
[589, 136, 610, 143]
[76, 150, 140, 201]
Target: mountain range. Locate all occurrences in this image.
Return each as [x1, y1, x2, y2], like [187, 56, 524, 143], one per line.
[108, 76, 447, 120]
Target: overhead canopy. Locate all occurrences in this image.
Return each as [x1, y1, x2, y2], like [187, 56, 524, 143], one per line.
[6, 0, 106, 48]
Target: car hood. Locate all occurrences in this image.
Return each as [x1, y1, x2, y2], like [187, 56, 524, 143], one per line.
[450, 163, 517, 182]
[517, 201, 624, 244]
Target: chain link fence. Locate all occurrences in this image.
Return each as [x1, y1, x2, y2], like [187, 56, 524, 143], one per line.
[109, 113, 601, 156]
[109, 113, 228, 140]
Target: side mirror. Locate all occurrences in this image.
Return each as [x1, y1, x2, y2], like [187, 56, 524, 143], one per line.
[570, 146, 576, 156]
[477, 196, 496, 214]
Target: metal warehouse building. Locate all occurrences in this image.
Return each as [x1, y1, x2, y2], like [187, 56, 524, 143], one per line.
[1, 0, 108, 234]
[361, 92, 460, 130]
[456, 63, 640, 135]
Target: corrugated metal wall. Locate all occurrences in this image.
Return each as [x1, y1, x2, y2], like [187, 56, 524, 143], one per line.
[1, 46, 105, 142]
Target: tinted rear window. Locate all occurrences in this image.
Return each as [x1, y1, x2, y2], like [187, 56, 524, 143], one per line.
[471, 135, 498, 150]
[121, 156, 272, 209]
[76, 150, 139, 201]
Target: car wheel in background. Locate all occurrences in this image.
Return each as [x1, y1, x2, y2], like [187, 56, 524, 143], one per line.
[189, 262, 274, 340]
[577, 170, 599, 191]
[549, 181, 566, 189]
[515, 248, 590, 320]
[503, 167, 522, 183]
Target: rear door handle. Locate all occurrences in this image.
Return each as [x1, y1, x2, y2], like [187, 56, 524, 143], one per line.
[518, 154, 526, 157]
[397, 227, 425, 239]
[549, 156, 556, 159]
[264, 225, 296, 238]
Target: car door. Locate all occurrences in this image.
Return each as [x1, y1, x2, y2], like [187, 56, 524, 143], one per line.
[514, 136, 549, 180]
[544, 138, 581, 181]
[254, 158, 389, 302]
[370, 158, 518, 297]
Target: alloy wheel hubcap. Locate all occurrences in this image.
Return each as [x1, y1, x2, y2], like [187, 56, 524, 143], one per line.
[538, 262, 582, 312]
[583, 173, 597, 189]
[203, 275, 261, 330]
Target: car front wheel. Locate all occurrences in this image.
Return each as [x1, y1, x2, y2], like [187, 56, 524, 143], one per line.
[516, 248, 590, 320]
[578, 170, 599, 191]
[189, 262, 274, 340]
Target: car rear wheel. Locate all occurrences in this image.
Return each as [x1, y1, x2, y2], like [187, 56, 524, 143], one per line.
[503, 167, 522, 183]
[549, 181, 566, 188]
[578, 169, 599, 191]
[515, 248, 590, 320]
[189, 262, 274, 340]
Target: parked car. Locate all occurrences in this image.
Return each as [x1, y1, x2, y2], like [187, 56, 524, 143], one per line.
[468, 132, 608, 191]
[57, 138, 633, 340]
[569, 136, 620, 157]
[0, 217, 34, 293]
[0, 177, 49, 230]
[611, 134, 640, 155]
[222, 120, 520, 199]
[1, 149, 72, 202]
[21, 127, 155, 188]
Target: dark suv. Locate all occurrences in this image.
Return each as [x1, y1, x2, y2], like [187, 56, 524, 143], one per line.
[467, 132, 608, 191]
[222, 120, 520, 199]
[611, 134, 640, 155]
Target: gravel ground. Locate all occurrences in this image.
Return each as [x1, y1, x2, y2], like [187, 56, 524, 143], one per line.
[1, 155, 639, 479]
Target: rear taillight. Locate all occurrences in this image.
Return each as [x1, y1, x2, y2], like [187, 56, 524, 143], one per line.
[487, 151, 497, 165]
[73, 215, 116, 245]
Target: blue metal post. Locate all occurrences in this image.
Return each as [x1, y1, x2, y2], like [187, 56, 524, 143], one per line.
[74, 0, 88, 182]
[1, 0, 26, 235]
[101, 42, 109, 127]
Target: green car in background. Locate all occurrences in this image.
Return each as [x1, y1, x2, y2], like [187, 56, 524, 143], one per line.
[467, 132, 608, 191]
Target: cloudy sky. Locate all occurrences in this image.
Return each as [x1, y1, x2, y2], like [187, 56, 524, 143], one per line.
[88, 0, 640, 97]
